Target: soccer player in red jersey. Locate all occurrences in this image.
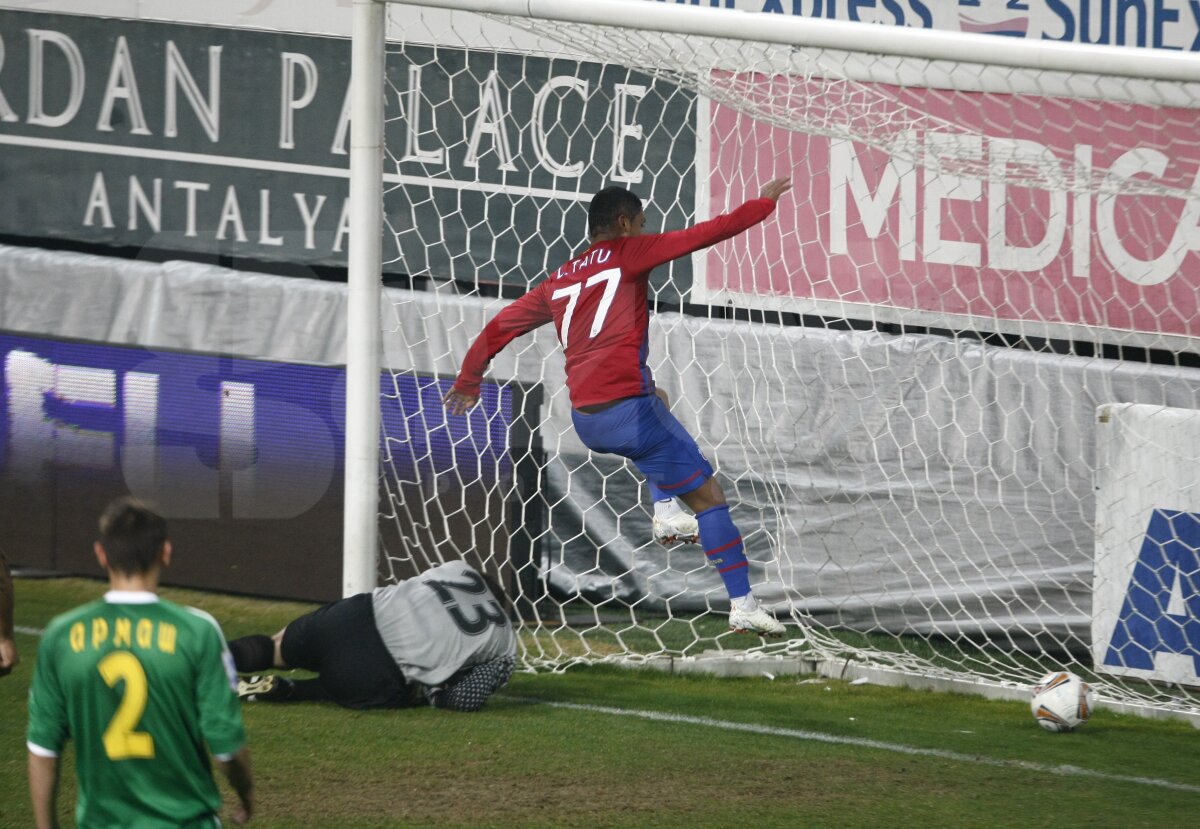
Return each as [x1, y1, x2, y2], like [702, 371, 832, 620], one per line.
[444, 179, 792, 635]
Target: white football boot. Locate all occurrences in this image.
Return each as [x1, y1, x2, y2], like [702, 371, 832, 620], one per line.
[728, 594, 786, 637]
[652, 500, 699, 547]
[237, 675, 288, 701]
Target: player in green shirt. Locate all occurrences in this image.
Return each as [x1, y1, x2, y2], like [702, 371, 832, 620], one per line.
[27, 497, 255, 829]
[0, 544, 17, 677]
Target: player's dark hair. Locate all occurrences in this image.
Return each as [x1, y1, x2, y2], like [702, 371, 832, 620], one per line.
[98, 497, 168, 575]
[588, 186, 642, 236]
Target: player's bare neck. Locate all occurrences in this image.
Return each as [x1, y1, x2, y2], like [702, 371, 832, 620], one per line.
[108, 568, 161, 594]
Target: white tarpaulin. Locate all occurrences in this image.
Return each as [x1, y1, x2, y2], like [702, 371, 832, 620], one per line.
[6, 244, 1200, 640]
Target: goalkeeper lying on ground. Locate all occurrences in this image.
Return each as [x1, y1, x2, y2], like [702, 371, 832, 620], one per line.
[228, 561, 515, 712]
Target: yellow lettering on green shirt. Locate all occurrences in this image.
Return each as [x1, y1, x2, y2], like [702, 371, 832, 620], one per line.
[92, 618, 109, 649]
[70, 622, 85, 653]
[157, 622, 176, 655]
[113, 618, 132, 648]
[136, 618, 153, 649]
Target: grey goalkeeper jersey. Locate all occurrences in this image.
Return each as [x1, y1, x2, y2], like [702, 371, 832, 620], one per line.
[371, 562, 516, 686]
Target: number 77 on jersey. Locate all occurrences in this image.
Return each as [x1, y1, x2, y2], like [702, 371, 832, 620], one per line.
[445, 186, 785, 413]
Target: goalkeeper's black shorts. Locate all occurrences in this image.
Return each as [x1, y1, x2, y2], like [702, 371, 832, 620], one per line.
[280, 593, 418, 709]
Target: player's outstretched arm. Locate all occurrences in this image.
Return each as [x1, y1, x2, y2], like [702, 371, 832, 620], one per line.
[623, 177, 793, 273]
[28, 753, 61, 829]
[216, 746, 254, 825]
[442, 387, 479, 416]
[759, 177, 792, 202]
[445, 285, 553, 416]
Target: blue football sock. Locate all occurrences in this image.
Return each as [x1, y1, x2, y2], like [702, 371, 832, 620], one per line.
[696, 505, 751, 599]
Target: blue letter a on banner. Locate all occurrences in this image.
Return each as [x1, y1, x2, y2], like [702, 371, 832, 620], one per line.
[1104, 509, 1200, 674]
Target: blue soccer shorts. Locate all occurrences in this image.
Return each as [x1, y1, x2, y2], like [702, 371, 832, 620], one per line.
[571, 393, 714, 497]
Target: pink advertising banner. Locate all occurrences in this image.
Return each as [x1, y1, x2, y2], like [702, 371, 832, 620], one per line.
[703, 81, 1200, 343]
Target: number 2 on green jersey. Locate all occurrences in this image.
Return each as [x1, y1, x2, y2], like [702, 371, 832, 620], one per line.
[98, 651, 155, 760]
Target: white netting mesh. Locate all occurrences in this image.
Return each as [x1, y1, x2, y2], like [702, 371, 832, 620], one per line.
[372, 2, 1200, 720]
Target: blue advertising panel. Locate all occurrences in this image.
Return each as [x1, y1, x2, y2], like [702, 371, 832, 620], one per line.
[0, 331, 526, 599]
[1103, 509, 1200, 677]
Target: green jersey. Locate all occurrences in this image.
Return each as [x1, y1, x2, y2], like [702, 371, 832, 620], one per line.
[27, 591, 246, 829]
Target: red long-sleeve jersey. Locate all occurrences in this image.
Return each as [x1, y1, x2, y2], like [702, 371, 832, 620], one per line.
[453, 197, 777, 409]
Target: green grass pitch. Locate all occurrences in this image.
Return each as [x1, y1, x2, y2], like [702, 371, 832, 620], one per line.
[3, 577, 1197, 828]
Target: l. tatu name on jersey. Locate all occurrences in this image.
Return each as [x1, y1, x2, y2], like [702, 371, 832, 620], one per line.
[69, 617, 177, 655]
[552, 246, 613, 280]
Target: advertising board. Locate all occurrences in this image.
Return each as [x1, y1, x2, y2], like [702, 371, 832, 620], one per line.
[0, 329, 528, 598]
[0, 10, 695, 295]
[1093, 403, 1200, 688]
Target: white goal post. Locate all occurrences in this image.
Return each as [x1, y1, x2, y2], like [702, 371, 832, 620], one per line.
[348, 0, 1200, 723]
[344, 0, 387, 598]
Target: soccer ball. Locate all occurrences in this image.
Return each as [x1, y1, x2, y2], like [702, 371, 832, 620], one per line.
[1030, 671, 1094, 732]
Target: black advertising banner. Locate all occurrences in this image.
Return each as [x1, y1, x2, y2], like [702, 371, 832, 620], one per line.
[0, 10, 696, 296]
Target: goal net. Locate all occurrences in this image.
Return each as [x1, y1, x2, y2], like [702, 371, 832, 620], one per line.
[358, 0, 1200, 721]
